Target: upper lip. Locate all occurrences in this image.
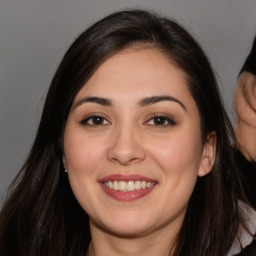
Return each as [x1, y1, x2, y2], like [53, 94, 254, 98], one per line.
[98, 174, 157, 183]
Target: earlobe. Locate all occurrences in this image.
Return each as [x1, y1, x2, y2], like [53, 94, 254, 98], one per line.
[198, 131, 216, 177]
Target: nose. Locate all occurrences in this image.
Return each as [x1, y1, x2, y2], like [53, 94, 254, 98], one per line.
[107, 125, 146, 166]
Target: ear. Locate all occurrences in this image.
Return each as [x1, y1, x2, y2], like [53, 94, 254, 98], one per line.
[62, 154, 67, 170]
[198, 131, 216, 177]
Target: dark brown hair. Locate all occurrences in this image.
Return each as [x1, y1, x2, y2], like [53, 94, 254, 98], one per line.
[238, 35, 256, 113]
[0, 9, 249, 255]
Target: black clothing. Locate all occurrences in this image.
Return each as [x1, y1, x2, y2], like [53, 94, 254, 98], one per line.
[232, 150, 256, 255]
[240, 36, 256, 76]
[235, 150, 256, 209]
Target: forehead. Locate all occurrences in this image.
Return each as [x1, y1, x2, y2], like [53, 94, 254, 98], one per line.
[74, 47, 195, 108]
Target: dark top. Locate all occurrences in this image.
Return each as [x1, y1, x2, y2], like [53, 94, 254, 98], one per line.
[234, 150, 256, 256]
[235, 149, 256, 209]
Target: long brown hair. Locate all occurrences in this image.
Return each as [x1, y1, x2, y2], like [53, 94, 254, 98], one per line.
[0, 9, 249, 255]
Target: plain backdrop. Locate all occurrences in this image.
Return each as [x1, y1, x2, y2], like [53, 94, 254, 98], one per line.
[1, 0, 256, 203]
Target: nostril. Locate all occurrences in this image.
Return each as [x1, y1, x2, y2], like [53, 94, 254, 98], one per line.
[107, 132, 146, 164]
[111, 157, 140, 165]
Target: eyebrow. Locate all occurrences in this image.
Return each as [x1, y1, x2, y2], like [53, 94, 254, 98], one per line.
[138, 95, 187, 111]
[74, 95, 186, 111]
[74, 97, 114, 108]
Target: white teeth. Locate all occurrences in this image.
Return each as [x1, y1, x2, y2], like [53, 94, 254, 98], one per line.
[119, 181, 127, 192]
[127, 181, 135, 191]
[135, 180, 142, 190]
[104, 180, 155, 192]
[113, 181, 118, 190]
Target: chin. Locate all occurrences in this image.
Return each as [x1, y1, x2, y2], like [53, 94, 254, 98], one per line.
[92, 213, 157, 237]
[105, 223, 154, 238]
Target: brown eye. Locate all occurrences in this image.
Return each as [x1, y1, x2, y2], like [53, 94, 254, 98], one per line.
[153, 117, 167, 125]
[146, 115, 176, 127]
[81, 115, 110, 126]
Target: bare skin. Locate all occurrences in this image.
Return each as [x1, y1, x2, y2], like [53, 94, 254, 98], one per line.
[87, 218, 177, 256]
[234, 72, 256, 161]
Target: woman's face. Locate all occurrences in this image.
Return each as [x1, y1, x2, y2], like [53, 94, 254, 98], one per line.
[63, 47, 215, 238]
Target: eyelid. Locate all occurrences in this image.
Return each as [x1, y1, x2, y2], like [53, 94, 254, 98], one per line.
[80, 113, 111, 126]
[144, 113, 177, 126]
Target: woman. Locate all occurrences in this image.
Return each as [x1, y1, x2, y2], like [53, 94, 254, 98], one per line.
[234, 36, 256, 209]
[0, 9, 255, 256]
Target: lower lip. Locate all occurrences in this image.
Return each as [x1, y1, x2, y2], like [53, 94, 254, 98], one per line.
[100, 183, 156, 201]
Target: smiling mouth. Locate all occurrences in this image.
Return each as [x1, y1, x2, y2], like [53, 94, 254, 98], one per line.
[103, 180, 156, 192]
[99, 175, 157, 201]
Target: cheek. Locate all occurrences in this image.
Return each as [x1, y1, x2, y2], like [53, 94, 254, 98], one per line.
[64, 125, 106, 176]
[65, 140, 101, 174]
[148, 129, 201, 197]
[148, 129, 202, 176]
[64, 126, 104, 182]
[147, 131, 201, 216]
[63, 129, 107, 215]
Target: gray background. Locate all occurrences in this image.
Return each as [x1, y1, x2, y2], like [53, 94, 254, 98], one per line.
[1, 0, 256, 203]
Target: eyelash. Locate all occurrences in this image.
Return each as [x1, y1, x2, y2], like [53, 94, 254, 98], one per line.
[145, 115, 177, 127]
[80, 115, 111, 126]
[80, 114, 177, 127]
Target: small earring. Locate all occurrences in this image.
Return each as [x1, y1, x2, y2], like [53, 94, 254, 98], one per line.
[64, 169, 68, 173]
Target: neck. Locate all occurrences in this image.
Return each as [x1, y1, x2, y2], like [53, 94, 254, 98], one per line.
[87, 219, 179, 256]
[236, 120, 256, 161]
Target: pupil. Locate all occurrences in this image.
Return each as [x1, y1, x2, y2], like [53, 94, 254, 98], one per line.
[93, 117, 102, 125]
[154, 117, 165, 125]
